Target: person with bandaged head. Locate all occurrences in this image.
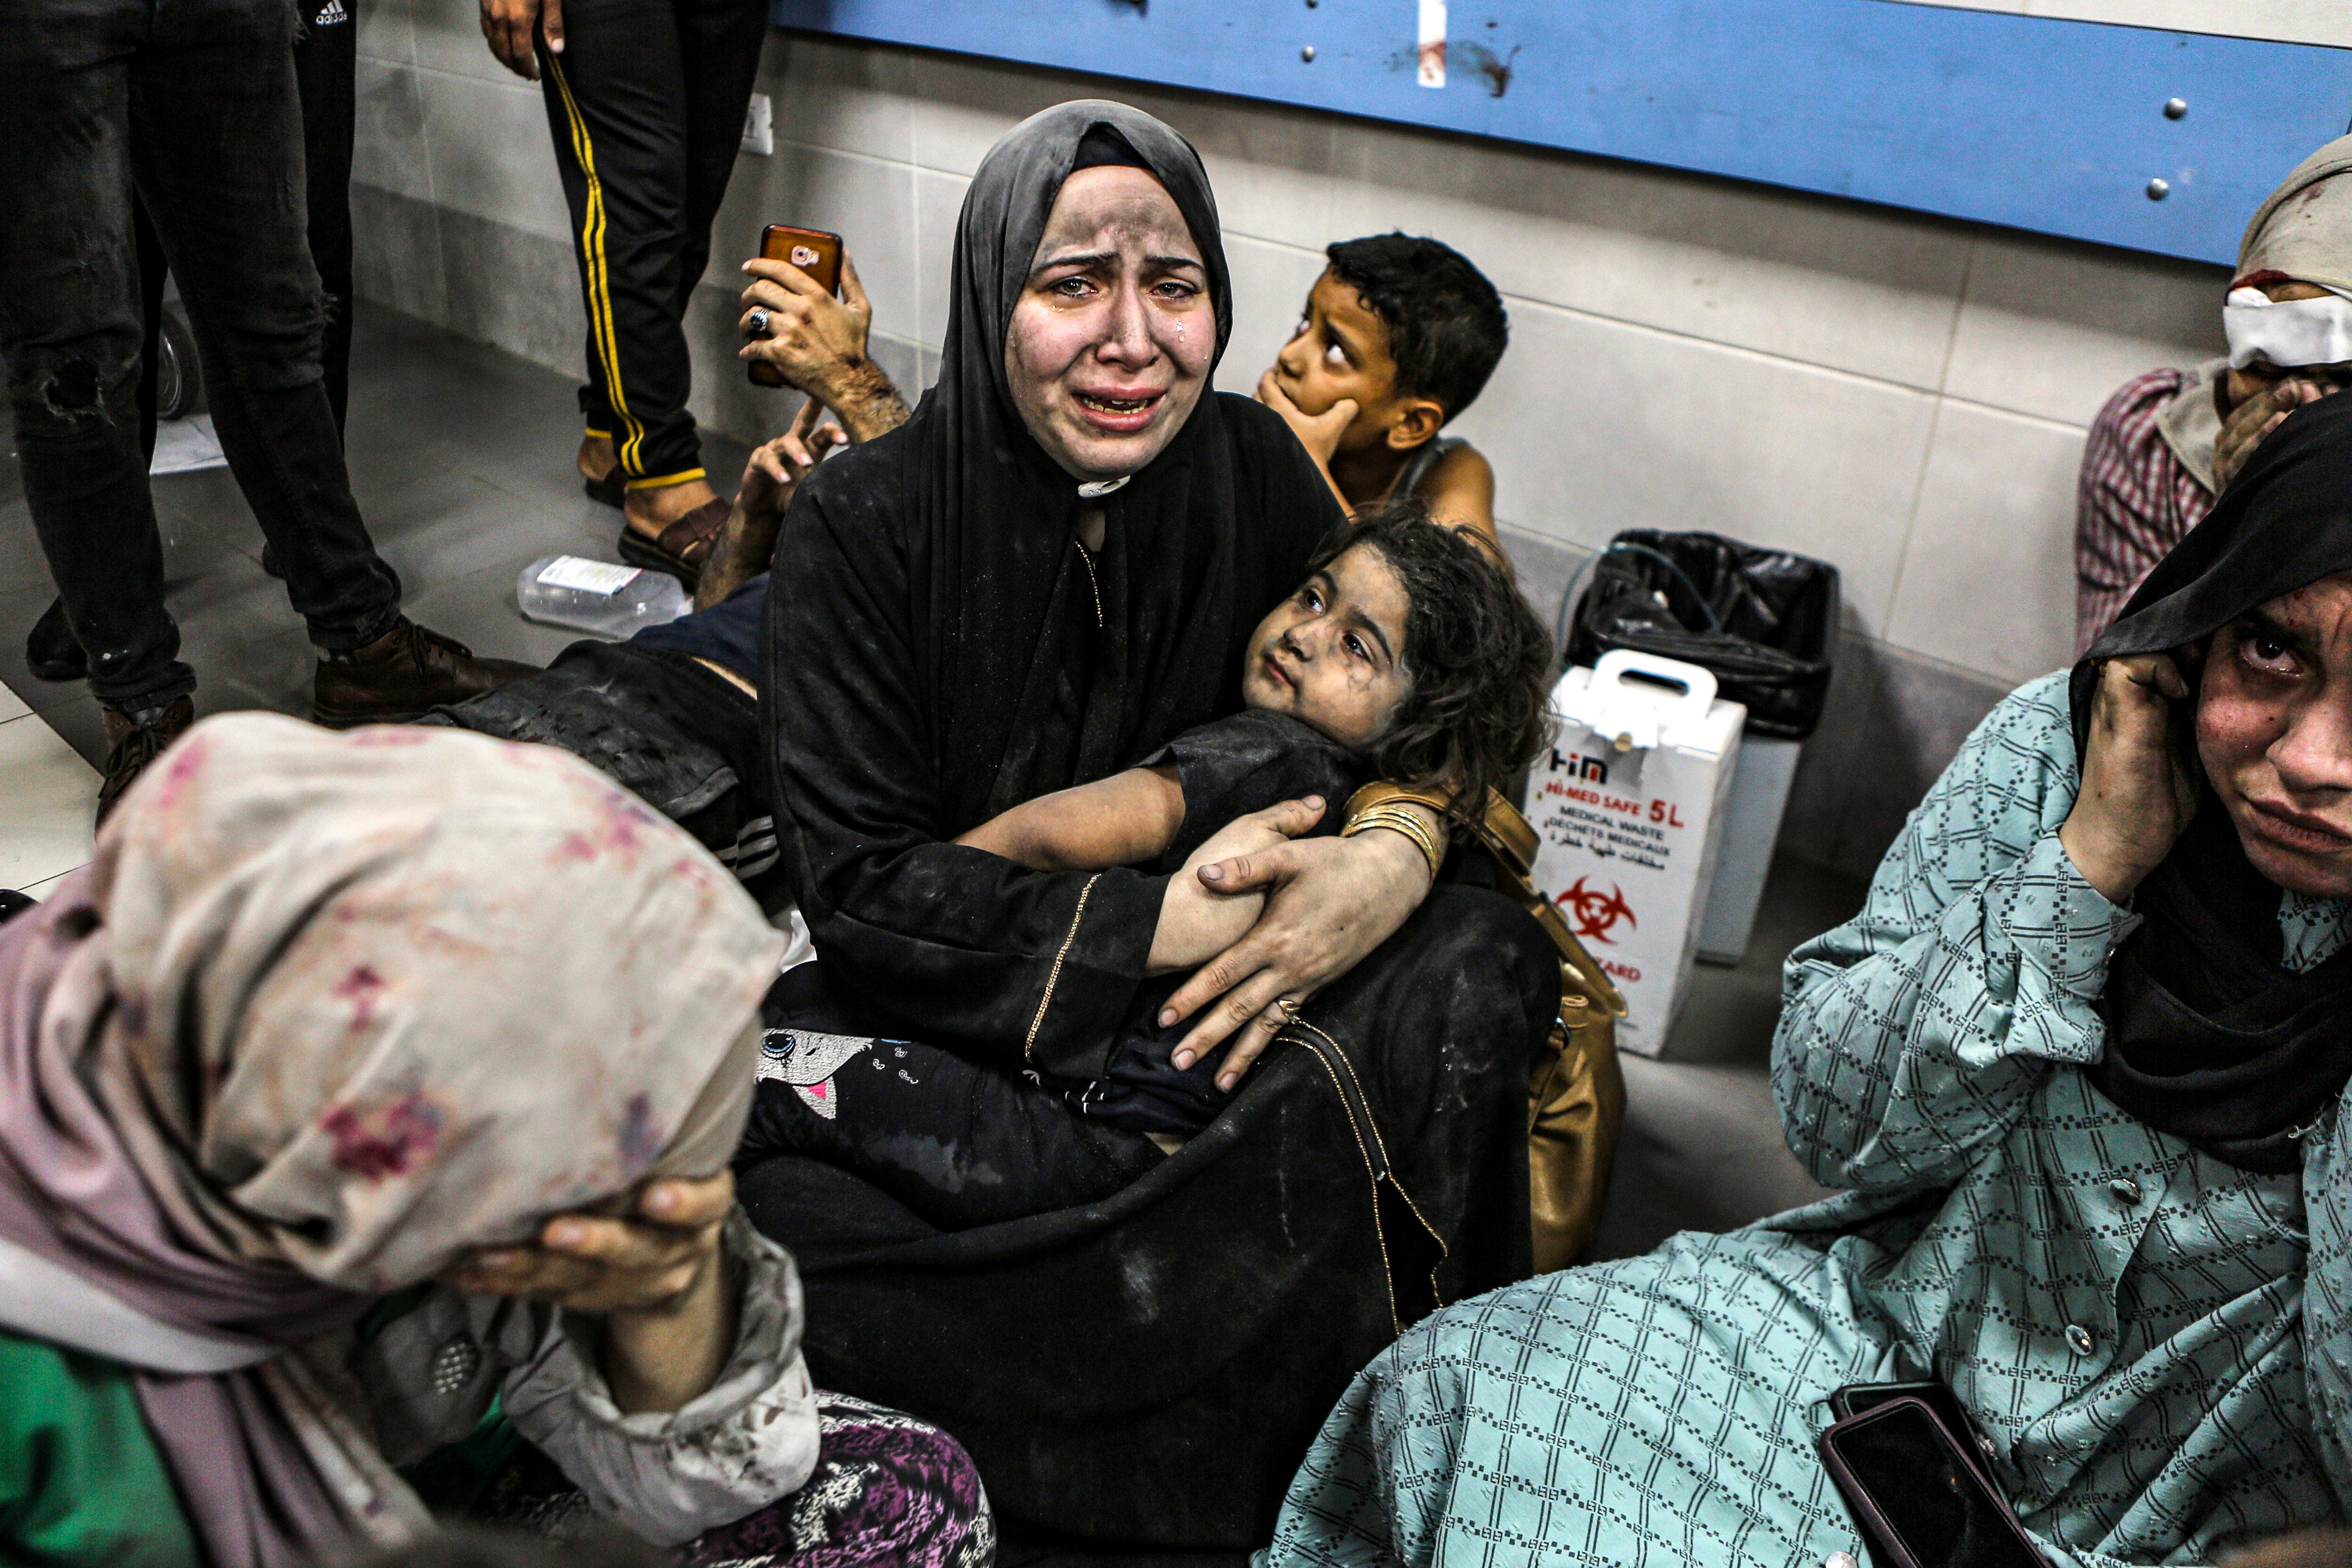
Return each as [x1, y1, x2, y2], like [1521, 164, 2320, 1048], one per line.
[2074, 135, 2352, 654]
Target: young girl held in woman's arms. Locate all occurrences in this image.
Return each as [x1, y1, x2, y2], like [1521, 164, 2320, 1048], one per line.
[739, 502, 1554, 1228]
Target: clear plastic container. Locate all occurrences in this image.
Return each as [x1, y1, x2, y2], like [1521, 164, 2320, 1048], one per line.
[516, 554, 691, 639]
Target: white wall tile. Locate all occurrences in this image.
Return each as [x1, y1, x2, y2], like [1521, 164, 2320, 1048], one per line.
[1121, 91, 1339, 254]
[1942, 232, 2230, 426]
[906, 51, 1068, 176]
[705, 143, 923, 355]
[1883, 402, 2085, 681]
[1217, 235, 1327, 398]
[912, 167, 969, 355]
[408, 0, 525, 87]
[356, 0, 418, 69]
[414, 70, 572, 242]
[1327, 122, 1974, 390]
[354, 60, 435, 205]
[763, 34, 918, 165]
[1454, 300, 1939, 634]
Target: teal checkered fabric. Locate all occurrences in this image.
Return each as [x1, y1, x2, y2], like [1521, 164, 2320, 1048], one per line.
[1263, 674, 2349, 1568]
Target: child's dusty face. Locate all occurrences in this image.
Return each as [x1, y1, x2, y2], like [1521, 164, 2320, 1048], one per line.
[1268, 272, 1419, 458]
[1242, 543, 1412, 750]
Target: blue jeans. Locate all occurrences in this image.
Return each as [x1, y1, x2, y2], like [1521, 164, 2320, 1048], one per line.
[0, 0, 399, 707]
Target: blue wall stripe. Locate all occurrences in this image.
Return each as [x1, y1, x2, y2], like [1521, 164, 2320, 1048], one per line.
[770, 0, 2352, 266]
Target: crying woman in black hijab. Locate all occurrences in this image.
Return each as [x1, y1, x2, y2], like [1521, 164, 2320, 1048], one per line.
[746, 103, 1573, 1544]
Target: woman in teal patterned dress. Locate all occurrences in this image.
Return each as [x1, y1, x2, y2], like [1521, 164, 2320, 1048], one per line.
[1261, 396, 2352, 1568]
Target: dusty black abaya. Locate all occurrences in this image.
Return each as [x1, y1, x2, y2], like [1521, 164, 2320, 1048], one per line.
[748, 102, 1558, 1555]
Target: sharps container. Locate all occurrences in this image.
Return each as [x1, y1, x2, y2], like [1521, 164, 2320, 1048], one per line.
[1528, 650, 1745, 1057]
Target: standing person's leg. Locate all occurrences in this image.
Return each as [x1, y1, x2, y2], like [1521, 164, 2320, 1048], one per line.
[670, 0, 766, 328]
[292, 0, 357, 431]
[131, 0, 535, 729]
[536, 0, 727, 585]
[16, 200, 172, 691]
[0, 0, 197, 797]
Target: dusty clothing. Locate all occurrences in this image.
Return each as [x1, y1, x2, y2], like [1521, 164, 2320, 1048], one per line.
[427, 632, 784, 907]
[0, 1323, 998, 1568]
[2073, 365, 2219, 652]
[1267, 388, 2352, 1568]
[461, 1392, 996, 1568]
[736, 709, 1366, 1228]
[2238, 134, 2352, 294]
[1262, 676, 2341, 1568]
[0, 714, 804, 1565]
[746, 102, 1557, 1549]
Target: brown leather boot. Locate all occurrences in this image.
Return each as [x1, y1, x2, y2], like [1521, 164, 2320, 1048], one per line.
[96, 695, 195, 826]
[313, 618, 538, 727]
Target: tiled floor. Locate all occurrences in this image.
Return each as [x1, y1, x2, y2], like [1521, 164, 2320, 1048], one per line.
[0, 305, 752, 895]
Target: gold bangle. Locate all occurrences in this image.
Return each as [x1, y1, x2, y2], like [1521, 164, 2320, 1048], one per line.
[1342, 805, 1443, 883]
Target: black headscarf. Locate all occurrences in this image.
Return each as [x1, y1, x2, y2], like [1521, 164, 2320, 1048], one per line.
[902, 99, 1285, 826]
[2074, 389, 2352, 1172]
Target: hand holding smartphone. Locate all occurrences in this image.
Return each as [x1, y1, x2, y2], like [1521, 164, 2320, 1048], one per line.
[747, 225, 844, 388]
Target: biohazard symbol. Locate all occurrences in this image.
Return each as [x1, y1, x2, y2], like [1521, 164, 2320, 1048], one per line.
[1559, 877, 1636, 945]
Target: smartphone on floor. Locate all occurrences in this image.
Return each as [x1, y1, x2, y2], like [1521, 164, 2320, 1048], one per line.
[1818, 1396, 2043, 1568]
[749, 225, 844, 387]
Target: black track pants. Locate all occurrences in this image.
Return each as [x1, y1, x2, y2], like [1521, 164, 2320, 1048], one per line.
[537, 0, 768, 491]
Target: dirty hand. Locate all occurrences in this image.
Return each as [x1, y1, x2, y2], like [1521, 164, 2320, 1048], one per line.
[1256, 367, 1358, 467]
[2215, 376, 2336, 491]
[1146, 796, 1325, 977]
[448, 1172, 737, 1414]
[447, 1172, 730, 1315]
[1160, 822, 1434, 1091]
[2060, 653, 2199, 903]
[738, 396, 845, 519]
[479, 0, 557, 80]
[739, 254, 874, 400]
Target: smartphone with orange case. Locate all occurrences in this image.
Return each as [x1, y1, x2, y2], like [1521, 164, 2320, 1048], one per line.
[748, 225, 843, 388]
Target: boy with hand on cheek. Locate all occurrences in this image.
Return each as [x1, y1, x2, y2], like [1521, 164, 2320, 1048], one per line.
[1258, 233, 1509, 543]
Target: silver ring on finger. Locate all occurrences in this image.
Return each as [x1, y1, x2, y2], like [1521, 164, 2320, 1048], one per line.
[746, 306, 771, 339]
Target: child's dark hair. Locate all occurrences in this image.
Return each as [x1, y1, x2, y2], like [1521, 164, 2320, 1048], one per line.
[1324, 233, 1509, 423]
[1309, 501, 1554, 822]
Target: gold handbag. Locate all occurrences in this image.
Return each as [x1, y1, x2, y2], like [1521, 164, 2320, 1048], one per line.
[1347, 782, 1627, 1274]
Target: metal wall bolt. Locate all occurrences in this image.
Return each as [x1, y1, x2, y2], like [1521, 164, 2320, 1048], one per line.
[1301, 44, 1317, 60]
[2164, 97, 2188, 119]
[2146, 177, 2170, 201]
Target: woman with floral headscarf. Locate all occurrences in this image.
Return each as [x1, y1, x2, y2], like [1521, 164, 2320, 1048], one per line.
[0, 713, 991, 1568]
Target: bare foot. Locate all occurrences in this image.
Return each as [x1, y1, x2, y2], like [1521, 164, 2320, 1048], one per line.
[578, 434, 616, 484]
[623, 477, 722, 539]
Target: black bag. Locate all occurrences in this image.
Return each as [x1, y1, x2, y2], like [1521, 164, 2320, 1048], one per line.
[1566, 529, 1839, 741]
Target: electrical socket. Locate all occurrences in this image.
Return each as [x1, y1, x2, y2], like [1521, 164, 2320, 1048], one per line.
[741, 92, 773, 157]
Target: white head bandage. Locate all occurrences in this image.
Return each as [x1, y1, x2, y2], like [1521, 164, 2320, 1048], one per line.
[2225, 285, 2352, 370]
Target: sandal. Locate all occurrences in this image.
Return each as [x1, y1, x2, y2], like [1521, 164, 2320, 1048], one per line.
[583, 464, 626, 507]
[617, 497, 730, 591]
